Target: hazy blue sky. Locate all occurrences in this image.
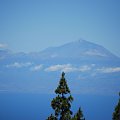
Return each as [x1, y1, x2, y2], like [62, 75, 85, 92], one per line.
[0, 0, 120, 56]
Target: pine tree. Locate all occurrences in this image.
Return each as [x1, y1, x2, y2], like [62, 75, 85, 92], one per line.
[72, 107, 85, 120]
[113, 92, 120, 120]
[46, 114, 57, 120]
[47, 72, 85, 120]
[47, 72, 73, 120]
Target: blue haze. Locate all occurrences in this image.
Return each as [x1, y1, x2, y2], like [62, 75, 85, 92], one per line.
[0, 1, 120, 119]
[0, 0, 120, 56]
[0, 93, 118, 120]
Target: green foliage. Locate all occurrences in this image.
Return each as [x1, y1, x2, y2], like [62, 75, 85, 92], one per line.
[55, 72, 70, 95]
[113, 92, 120, 120]
[47, 72, 85, 120]
[51, 72, 73, 120]
[72, 108, 85, 120]
[46, 114, 57, 120]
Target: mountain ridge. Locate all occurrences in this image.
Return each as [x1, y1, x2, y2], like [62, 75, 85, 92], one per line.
[0, 39, 120, 94]
[0, 39, 119, 59]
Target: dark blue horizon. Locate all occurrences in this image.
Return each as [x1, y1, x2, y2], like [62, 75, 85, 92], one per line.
[0, 93, 118, 120]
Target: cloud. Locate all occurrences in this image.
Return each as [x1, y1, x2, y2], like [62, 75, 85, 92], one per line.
[78, 65, 91, 72]
[61, 64, 77, 73]
[6, 62, 33, 68]
[97, 67, 120, 73]
[0, 43, 7, 48]
[45, 64, 73, 72]
[30, 64, 43, 71]
[45, 64, 92, 73]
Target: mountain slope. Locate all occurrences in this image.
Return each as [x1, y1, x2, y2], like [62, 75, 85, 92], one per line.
[39, 39, 117, 59]
[0, 40, 120, 94]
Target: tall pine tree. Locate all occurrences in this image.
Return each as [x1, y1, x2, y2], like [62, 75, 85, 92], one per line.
[113, 92, 120, 120]
[47, 72, 85, 120]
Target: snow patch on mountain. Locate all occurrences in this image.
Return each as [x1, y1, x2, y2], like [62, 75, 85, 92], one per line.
[85, 49, 107, 57]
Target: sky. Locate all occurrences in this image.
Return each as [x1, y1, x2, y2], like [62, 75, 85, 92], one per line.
[0, 0, 120, 56]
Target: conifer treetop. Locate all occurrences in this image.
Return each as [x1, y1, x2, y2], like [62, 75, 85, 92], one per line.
[55, 72, 70, 95]
[62, 72, 65, 77]
[47, 72, 85, 120]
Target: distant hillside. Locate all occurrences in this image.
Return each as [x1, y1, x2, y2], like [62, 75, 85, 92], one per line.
[0, 39, 120, 94]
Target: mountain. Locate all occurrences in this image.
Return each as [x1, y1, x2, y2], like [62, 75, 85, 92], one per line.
[0, 40, 120, 95]
[40, 39, 116, 58]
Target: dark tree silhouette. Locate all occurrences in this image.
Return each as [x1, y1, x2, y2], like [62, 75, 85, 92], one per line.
[47, 72, 85, 120]
[72, 107, 85, 120]
[113, 92, 120, 120]
[47, 114, 57, 120]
